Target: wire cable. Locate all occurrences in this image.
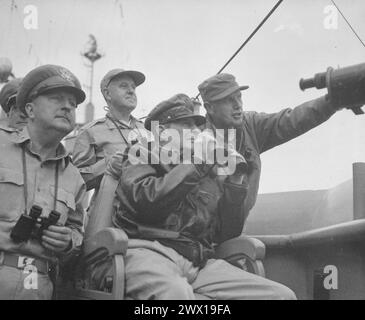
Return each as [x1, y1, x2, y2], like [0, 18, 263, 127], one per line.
[195, 0, 284, 99]
[330, 0, 365, 49]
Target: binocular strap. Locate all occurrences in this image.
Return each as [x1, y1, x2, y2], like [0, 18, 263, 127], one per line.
[21, 145, 60, 215]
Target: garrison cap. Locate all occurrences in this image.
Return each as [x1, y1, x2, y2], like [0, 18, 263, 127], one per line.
[100, 69, 145, 93]
[198, 73, 249, 103]
[16, 64, 86, 112]
[0, 78, 22, 113]
[145, 93, 206, 130]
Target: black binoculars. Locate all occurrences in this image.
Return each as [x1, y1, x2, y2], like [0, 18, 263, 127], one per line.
[10, 205, 61, 243]
[300, 62, 365, 115]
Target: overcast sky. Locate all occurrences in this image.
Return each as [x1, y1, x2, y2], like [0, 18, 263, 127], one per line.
[1, 0, 365, 193]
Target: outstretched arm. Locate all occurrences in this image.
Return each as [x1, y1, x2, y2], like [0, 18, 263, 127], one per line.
[249, 96, 336, 153]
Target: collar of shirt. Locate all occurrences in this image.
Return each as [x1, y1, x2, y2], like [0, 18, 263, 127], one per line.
[0, 119, 17, 133]
[105, 111, 140, 130]
[204, 114, 245, 131]
[204, 115, 245, 151]
[10, 129, 71, 167]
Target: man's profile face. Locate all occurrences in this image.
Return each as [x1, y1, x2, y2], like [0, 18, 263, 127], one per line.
[29, 89, 77, 134]
[7, 102, 28, 130]
[208, 91, 243, 128]
[106, 75, 137, 111]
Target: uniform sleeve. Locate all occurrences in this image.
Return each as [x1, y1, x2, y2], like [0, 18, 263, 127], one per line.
[118, 162, 213, 224]
[61, 177, 86, 257]
[249, 96, 336, 153]
[72, 129, 106, 190]
[215, 179, 248, 243]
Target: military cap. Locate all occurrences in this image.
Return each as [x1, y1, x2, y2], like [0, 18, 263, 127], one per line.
[198, 73, 249, 103]
[0, 78, 22, 113]
[145, 93, 206, 130]
[168, 93, 195, 111]
[100, 69, 145, 93]
[171, 94, 202, 115]
[16, 64, 86, 112]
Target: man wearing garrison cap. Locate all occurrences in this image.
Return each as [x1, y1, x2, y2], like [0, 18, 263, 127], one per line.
[198, 73, 346, 228]
[0, 78, 27, 131]
[90, 93, 296, 300]
[0, 65, 86, 300]
[72, 68, 146, 223]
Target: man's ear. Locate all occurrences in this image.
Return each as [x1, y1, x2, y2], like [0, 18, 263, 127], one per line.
[24, 102, 35, 119]
[103, 88, 111, 103]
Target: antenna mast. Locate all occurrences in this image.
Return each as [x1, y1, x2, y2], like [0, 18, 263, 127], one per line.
[81, 34, 103, 123]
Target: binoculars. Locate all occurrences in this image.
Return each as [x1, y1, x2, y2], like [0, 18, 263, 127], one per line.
[10, 205, 61, 244]
[300, 62, 365, 115]
[194, 130, 248, 175]
[219, 146, 248, 175]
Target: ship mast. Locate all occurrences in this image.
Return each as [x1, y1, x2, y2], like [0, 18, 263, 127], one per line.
[81, 34, 103, 124]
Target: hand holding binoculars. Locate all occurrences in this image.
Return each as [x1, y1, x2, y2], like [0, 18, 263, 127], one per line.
[194, 131, 248, 175]
[10, 205, 61, 244]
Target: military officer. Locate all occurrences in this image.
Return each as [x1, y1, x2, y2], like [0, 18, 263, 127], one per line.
[0, 78, 28, 131]
[92, 94, 296, 300]
[0, 65, 86, 300]
[72, 69, 146, 221]
[198, 73, 340, 224]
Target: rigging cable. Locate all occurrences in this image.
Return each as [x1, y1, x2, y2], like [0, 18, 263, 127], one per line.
[195, 0, 284, 99]
[330, 0, 365, 49]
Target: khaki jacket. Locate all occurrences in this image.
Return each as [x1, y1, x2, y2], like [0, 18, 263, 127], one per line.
[72, 112, 145, 190]
[205, 96, 336, 223]
[0, 128, 86, 263]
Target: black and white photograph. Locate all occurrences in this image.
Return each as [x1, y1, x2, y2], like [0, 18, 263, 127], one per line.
[0, 0, 364, 304]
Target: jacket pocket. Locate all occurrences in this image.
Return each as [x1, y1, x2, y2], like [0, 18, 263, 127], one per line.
[0, 168, 24, 222]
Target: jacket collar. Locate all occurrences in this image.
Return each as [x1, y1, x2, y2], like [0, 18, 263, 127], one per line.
[204, 115, 244, 150]
[105, 111, 142, 130]
[0, 119, 18, 133]
[12, 128, 71, 167]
